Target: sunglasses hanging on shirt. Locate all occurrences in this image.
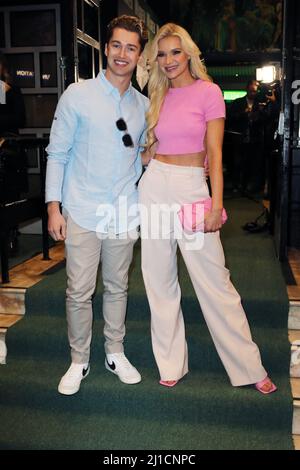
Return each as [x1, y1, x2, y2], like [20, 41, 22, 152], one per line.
[116, 118, 134, 148]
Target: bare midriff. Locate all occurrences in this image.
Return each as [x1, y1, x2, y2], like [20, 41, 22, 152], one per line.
[154, 150, 206, 167]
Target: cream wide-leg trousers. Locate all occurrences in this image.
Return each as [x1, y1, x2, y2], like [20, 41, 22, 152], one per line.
[138, 159, 267, 386]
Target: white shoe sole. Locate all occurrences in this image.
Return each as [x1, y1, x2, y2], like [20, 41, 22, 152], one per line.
[105, 359, 141, 384]
[58, 365, 90, 395]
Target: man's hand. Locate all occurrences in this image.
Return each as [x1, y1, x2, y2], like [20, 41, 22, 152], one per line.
[141, 149, 152, 166]
[204, 156, 209, 177]
[266, 89, 276, 103]
[47, 202, 67, 241]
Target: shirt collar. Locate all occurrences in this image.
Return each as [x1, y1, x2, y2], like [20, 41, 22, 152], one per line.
[98, 70, 133, 98]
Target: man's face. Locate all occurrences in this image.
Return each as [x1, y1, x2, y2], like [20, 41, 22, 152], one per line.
[105, 27, 142, 78]
[247, 82, 259, 99]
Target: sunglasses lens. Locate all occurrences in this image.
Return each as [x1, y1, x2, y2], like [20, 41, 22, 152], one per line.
[122, 134, 133, 147]
[116, 118, 133, 147]
[116, 118, 127, 131]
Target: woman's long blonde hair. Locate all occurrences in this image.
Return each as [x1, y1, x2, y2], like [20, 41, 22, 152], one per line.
[146, 23, 212, 151]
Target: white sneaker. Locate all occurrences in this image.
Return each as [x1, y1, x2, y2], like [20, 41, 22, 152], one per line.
[105, 353, 141, 384]
[58, 362, 90, 395]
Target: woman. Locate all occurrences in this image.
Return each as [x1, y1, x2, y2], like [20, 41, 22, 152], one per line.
[139, 24, 276, 394]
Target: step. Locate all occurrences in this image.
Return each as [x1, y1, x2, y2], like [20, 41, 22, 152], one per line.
[288, 301, 300, 330]
[293, 400, 300, 435]
[0, 244, 64, 364]
[291, 380, 300, 440]
[289, 330, 300, 378]
[289, 330, 300, 344]
[0, 243, 65, 317]
[0, 328, 7, 365]
[293, 434, 300, 450]
[0, 288, 26, 315]
[0, 314, 23, 328]
[291, 378, 300, 399]
[0, 315, 23, 366]
[291, 345, 300, 378]
[288, 286, 300, 301]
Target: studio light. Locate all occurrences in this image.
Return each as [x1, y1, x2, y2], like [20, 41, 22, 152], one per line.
[256, 65, 277, 83]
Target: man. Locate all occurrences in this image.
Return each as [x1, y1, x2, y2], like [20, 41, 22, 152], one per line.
[46, 16, 149, 395]
[227, 79, 265, 194]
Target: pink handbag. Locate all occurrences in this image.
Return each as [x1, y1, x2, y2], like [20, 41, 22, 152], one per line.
[177, 197, 228, 232]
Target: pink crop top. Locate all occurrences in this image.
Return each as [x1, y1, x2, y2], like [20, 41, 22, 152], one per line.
[154, 79, 226, 155]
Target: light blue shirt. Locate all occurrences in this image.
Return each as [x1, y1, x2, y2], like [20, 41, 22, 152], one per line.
[46, 71, 149, 233]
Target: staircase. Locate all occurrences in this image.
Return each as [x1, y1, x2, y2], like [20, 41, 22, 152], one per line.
[0, 242, 299, 449]
[287, 248, 300, 449]
[0, 242, 65, 364]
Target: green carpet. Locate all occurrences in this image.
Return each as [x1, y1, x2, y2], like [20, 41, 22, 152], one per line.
[0, 197, 293, 450]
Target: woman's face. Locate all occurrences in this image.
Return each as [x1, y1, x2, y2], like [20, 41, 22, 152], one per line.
[156, 35, 190, 82]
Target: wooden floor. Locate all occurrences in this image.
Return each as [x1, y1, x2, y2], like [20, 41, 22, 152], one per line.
[0, 242, 300, 449]
[0, 314, 23, 328]
[0, 242, 65, 289]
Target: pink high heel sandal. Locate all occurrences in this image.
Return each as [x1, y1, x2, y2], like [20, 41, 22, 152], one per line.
[255, 376, 277, 394]
[159, 380, 178, 388]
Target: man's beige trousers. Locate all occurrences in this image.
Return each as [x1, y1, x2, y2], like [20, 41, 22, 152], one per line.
[63, 210, 138, 364]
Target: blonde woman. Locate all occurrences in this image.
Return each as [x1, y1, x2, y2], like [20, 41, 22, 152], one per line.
[139, 24, 276, 394]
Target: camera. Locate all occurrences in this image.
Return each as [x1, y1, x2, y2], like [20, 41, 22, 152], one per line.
[256, 83, 274, 104]
[255, 81, 281, 105]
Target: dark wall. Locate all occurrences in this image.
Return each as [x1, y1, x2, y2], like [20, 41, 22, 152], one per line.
[288, 0, 300, 248]
[100, 0, 118, 69]
[273, 0, 300, 256]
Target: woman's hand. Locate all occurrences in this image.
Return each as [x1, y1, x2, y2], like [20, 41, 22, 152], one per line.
[204, 209, 223, 232]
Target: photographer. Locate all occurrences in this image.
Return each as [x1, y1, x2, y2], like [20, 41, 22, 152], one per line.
[228, 79, 266, 194]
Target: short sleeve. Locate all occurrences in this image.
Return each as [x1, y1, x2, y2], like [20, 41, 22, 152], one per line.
[204, 83, 226, 122]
